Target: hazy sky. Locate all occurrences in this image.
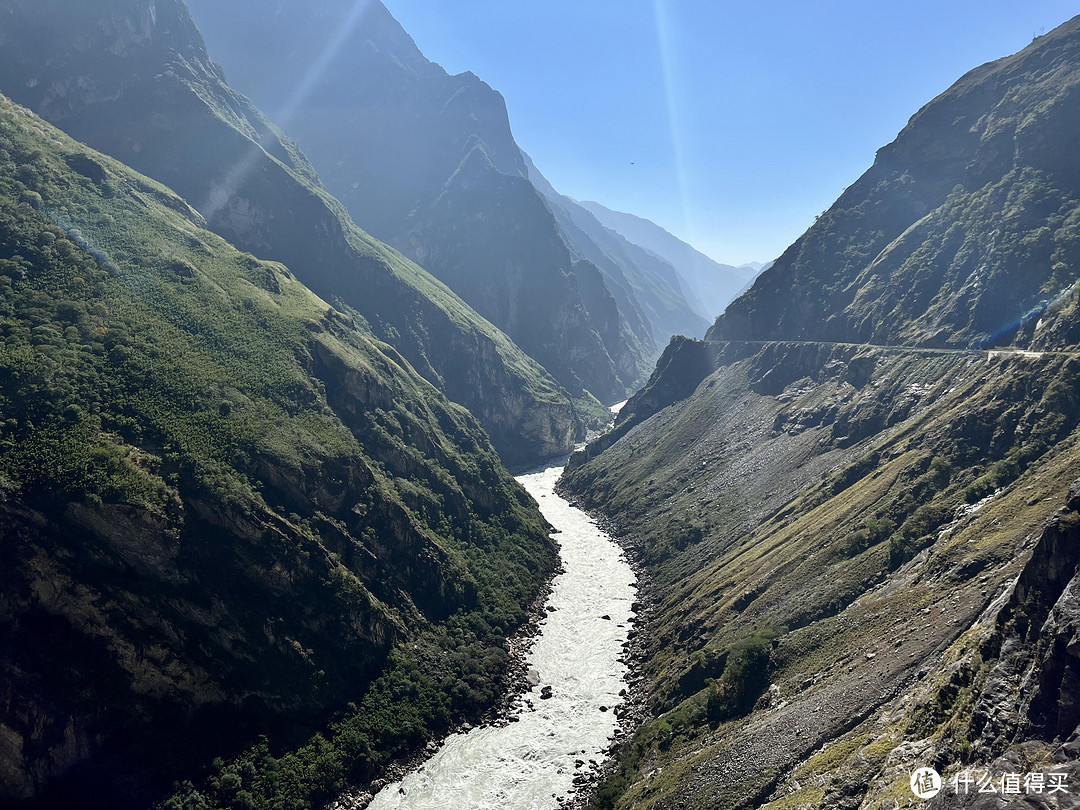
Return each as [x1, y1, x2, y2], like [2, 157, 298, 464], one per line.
[382, 1, 1079, 266]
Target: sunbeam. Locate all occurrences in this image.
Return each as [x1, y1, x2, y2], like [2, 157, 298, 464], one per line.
[201, 0, 375, 223]
[976, 284, 1075, 349]
[272, 0, 375, 129]
[652, 0, 694, 245]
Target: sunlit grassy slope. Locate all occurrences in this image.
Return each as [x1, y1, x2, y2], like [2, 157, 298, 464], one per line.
[0, 0, 600, 466]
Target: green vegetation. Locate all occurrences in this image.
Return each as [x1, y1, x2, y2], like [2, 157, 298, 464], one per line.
[0, 94, 556, 808]
[841, 516, 895, 557]
[160, 621, 520, 810]
[566, 341, 1080, 809]
[704, 629, 779, 723]
[0, 0, 581, 466]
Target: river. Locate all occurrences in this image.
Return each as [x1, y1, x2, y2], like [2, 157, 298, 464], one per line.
[365, 457, 637, 809]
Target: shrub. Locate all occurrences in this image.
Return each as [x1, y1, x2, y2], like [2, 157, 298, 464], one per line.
[704, 628, 780, 723]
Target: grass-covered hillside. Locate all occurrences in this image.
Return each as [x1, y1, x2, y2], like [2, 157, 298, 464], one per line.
[565, 342, 1080, 809]
[0, 0, 593, 466]
[562, 16, 1080, 810]
[0, 93, 556, 810]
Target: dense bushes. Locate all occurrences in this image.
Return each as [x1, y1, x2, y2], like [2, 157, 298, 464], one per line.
[703, 629, 779, 723]
[159, 620, 517, 810]
[842, 516, 896, 556]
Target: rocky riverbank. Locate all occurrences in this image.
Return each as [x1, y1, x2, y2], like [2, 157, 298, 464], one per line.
[552, 505, 657, 810]
[331, 563, 562, 810]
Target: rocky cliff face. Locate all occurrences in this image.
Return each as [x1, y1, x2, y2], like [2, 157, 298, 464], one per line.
[183, 0, 678, 401]
[712, 17, 1080, 351]
[561, 17, 1080, 810]
[566, 335, 716, 472]
[0, 94, 556, 807]
[394, 144, 625, 402]
[0, 0, 579, 466]
[917, 497, 1080, 810]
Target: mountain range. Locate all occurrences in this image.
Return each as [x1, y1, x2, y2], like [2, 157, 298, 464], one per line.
[562, 16, 1080, 809]
[577, 199, 763, 322]
[0, 1, 753, 806]
[183, 0, 750, 391]
[3, 2, 1076, 810]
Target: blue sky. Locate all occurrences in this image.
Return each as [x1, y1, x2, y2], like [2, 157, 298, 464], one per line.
[382, 1, 1079, 266]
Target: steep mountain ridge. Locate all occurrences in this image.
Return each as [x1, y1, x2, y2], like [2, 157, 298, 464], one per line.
[0, 92, 556, 808]
[523, 155, 712, 344]
[186, 0, 528, 241]
[577, 199, 760, 322]
[524, 151, 717, 343]
[561, 17, 1080, 810]
[712, 16, 1080, 350]
[184, 0, 711, 393]
[0, 0, 580, 466]
[394, 142, 626, 401]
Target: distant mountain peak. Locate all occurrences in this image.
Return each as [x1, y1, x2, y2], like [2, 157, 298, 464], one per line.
[577, 199, 760, 321]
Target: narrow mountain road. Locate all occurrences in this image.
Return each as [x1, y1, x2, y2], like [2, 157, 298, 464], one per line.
[707, 338, 1068, 360]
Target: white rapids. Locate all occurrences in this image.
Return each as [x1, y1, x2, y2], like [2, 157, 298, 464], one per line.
[365, 459, 637, 810]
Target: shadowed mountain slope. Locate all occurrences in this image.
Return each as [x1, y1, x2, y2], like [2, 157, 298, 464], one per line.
[184, 0, 713, 394]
